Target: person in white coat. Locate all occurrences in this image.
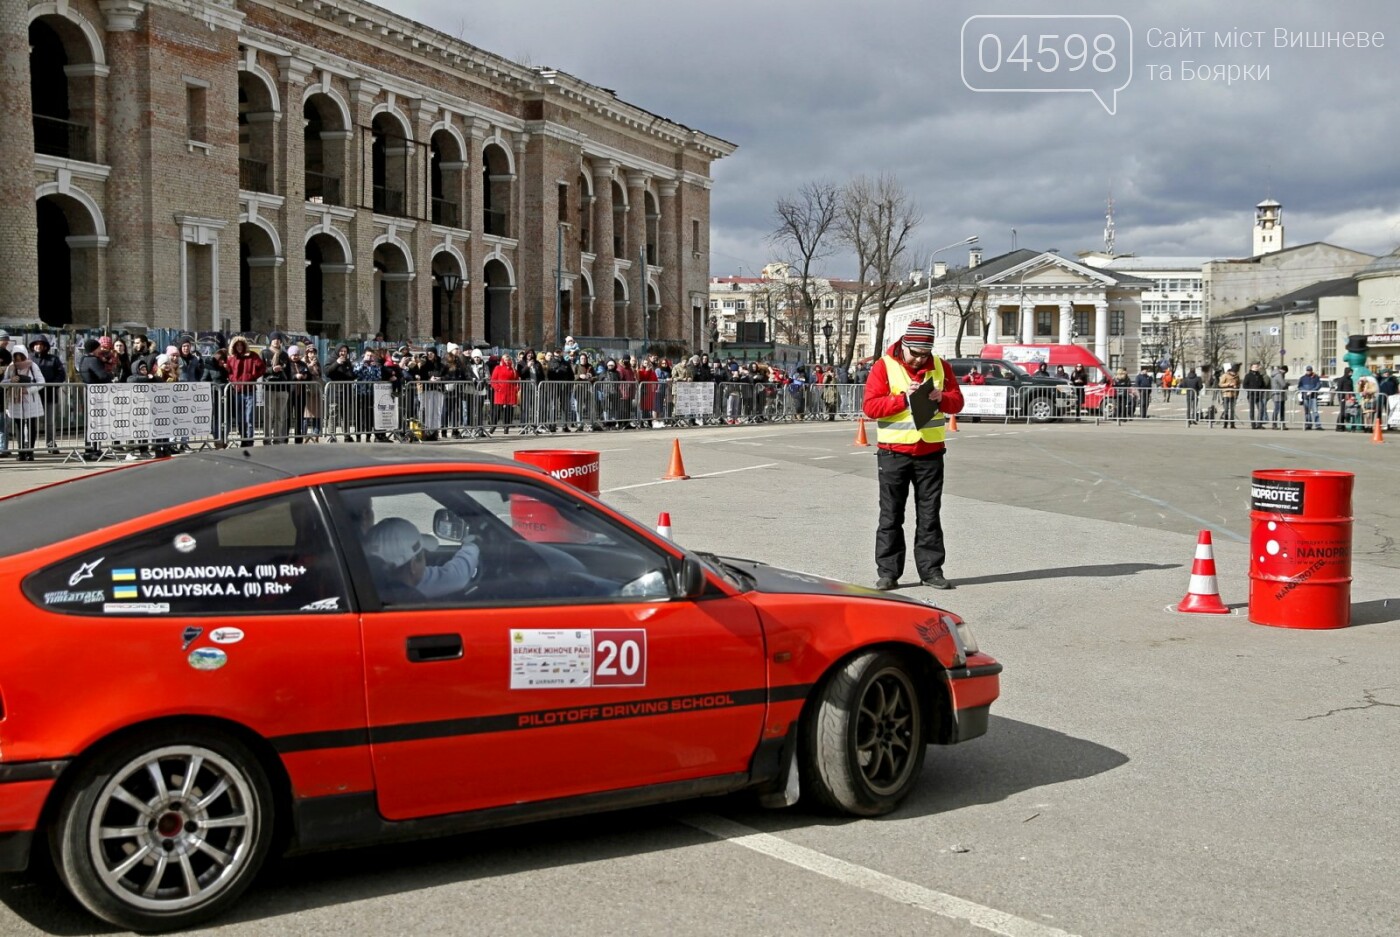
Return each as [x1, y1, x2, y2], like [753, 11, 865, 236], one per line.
[2, 350, 47, 461]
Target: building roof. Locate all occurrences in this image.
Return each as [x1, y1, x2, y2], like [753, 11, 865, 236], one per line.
[931, 249, 1155, 289]
[1358, 249, 1400, 278]
[1213, 277, 1359, 321]
[1099, 256, 1217, 271]
[1206, 241, 1373, 265]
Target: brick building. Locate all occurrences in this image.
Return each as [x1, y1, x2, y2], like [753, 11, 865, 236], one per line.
[6, 0, 734, 347]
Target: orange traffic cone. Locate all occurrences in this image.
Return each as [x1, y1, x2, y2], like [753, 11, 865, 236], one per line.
[1373, 415, 1385, 444]
[656, 512, 672, 539]
[1176, 530, 1230, 614]
[948, 414, 959, 432]
[853, 418, 870, 447]
[662, 439, 690, 480]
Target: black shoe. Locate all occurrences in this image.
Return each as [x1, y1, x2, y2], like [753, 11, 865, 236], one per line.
[875, 577, 898, 591]
[921, 571, 954, 590]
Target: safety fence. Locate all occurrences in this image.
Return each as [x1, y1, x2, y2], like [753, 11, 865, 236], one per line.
[2, 381, 1395, 463]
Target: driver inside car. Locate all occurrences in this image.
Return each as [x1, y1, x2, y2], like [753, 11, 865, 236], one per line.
[365, 517, 481, 603]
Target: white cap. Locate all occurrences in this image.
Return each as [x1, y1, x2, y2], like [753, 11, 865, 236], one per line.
[366, 518, 424, 568]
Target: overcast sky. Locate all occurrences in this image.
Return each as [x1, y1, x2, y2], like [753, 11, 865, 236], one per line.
[394, 0, 1400, 279]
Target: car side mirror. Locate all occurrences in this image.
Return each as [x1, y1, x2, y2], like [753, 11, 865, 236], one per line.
[672, 555, 707, 599]
[432, 508, 466, 543]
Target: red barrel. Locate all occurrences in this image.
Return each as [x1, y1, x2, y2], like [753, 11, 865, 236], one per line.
[512, 450, 601, 542]
[1248, 469, 1353, 629]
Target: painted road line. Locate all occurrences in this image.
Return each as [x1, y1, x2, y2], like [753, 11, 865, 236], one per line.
[681, 814, 1079, 937]
[602, 463, 779, 493]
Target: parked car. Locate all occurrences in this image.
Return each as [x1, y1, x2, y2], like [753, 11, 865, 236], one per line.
[947, 357, 1077, 422]
[0, 447, 1000, 931]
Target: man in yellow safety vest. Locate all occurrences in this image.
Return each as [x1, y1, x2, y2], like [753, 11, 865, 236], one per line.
[861, 320, 964, 590]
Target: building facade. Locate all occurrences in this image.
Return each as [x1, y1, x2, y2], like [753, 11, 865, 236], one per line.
[708, 263, 875, 364]
[7, 0, 734, 348]
[896, 249, 1148, 371]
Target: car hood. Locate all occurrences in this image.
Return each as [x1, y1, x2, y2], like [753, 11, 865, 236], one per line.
[713, 554, 931, 609]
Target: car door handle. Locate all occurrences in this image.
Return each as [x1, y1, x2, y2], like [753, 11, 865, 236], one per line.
[405, 633, 463, 663]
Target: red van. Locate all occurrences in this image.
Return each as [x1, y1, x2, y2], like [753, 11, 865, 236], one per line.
[979, 344, 1117, 414]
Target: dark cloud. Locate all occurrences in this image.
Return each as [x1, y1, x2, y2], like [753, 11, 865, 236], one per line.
[401, 0, 1400, 272]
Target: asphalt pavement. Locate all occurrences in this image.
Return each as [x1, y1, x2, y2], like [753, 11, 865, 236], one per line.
[1, 413, 1396, 937]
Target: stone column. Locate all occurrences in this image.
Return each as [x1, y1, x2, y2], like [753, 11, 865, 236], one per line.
[658, 180, 680, 341]
[1020, 296, 1035, 345]
[347, 78, 379, 335]
[626, 171, 648, 340]
[511, 132, 528, 341]
[590, 159, 616, 336]
[276, 56, 311, 333]
[100, 0, 153, 324]
[0, 0, 38, 321]
[1059, 299, 1073, 345]
[1094, 300, 1109, 366]
[464, 118, 487, 344]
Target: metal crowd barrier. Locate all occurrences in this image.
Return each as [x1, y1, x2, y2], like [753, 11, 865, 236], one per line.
[3, 379, 1390, 465]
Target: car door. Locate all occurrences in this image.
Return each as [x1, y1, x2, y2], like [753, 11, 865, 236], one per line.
[330, 473, 767, 822]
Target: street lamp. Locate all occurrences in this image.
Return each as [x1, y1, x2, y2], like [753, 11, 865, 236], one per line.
[925, 235, 980, 322]
[821, 320, 833, 365]
[436, 272, 463, 342]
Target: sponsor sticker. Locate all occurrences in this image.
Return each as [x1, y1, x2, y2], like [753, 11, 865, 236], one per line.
[102, 602, 171, 615]
[173, 533, 197, 554]
[299, 597, 341, 611]
[1250, 478, 1305, 516]
[509, 629, 648, 689]
[209, 627, 245, 645]
[43, 589, 105, 605]
[188, 647, 228, 671]
[68, 558, 104, 587]
[181, 625, 203, 650]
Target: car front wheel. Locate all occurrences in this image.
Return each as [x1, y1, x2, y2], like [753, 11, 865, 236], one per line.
[50, 727, 274, 932]
[802, 651, 927, 816]
[1026, 395, 1056, 423]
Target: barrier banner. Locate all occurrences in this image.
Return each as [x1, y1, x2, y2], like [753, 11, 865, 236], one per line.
[86, 382, 213, 444]
[961, 385, 1009, 416]
[372, 383, 399, 431]
[672, 383, 713, 417]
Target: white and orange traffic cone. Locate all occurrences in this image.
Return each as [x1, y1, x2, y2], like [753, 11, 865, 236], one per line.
[1176, 530, 1230, 614]
[656, 512, 672, 539]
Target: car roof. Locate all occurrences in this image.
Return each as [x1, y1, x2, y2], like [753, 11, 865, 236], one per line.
[0, 446, 521, 558]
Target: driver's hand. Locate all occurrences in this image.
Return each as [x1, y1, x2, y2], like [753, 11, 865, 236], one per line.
[458, 533, 482, 579]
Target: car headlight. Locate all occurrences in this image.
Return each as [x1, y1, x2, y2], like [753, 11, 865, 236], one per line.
[941, 612, 979, 656]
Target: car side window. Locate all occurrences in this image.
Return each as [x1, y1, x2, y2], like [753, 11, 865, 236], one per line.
[24, 491, 349, 616]
[337, 476, 674, 609]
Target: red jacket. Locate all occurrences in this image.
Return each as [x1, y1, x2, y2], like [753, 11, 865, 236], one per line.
[861, 342, 964, 456]
[227, 345, 266, 385]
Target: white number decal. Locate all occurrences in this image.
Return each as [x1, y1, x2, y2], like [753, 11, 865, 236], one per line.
[596, 639, 641, 677]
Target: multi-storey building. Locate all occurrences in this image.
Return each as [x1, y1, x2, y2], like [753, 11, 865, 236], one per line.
[5, 0, 734, 348]
[708, 263, 875, 364]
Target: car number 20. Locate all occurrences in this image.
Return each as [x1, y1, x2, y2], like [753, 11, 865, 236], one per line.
[593, 630, 647, 687]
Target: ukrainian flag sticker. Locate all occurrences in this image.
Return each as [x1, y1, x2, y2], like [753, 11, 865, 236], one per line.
[111, 569, 136, 582]
[113, 586, 138, 599]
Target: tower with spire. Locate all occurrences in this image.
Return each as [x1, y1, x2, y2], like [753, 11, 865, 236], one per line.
[1253, 198, 1283, 256]
[1103, 194, 1116, 257]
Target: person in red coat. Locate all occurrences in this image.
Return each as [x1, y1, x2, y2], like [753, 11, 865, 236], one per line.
[861, 320, 963, 591]
[227, 337, 266, 448]
[490, 352, 519, 433]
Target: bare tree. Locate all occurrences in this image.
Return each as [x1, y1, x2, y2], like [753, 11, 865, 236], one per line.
[1201, 320, 1238, 370]
[770, 182, 840, 362]
[835, 174, 922, 369]
[946, 284, 990, 357]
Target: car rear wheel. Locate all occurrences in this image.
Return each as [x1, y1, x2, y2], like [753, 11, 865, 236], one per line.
[50, 727, 274, 932]
[802, 651, 926, 816]
[1026, 395, 1055, 423]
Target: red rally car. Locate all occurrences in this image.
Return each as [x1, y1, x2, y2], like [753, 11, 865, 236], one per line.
[0, 447, 1000, 931]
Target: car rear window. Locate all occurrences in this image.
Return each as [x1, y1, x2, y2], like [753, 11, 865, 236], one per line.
[0, 456, 288, 558]
[23, 490, 349, 616]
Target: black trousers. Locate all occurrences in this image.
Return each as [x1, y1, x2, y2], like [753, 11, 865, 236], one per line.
[876, 448, 946, 580]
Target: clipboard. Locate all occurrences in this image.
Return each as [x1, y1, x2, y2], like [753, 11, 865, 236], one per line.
[908, 378, 941, 428]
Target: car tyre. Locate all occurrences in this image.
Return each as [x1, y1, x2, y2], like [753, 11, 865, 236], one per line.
[1027, 395, 1055, 423]
[802, 651, 926, 816]
[1099, 397, 1117, 418]
[50, 727, 274, 933]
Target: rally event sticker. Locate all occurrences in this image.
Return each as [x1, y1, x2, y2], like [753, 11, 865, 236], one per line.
[188, 647, 228, 671]
[509, 629, 647, 689]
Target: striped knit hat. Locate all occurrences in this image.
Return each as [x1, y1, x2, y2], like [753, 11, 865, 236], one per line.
[902, 320, 935, 352]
